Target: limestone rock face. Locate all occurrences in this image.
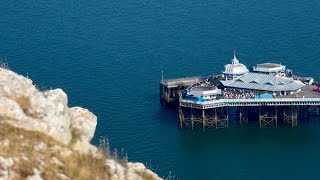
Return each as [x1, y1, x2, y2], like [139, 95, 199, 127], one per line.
[127, 162, 161, 180]
[0, 68, 37, 100]
[69, 107, 97, 142]
[0, 68, 72, 144]
[0, 96, 48, 135]
[106, 160, 163, 180]
[0, 67, 162, 180]
[0, 157, 15, 179]
[69, 107, 97, 153]
[28, 89, 72, 144]
[0, 96, 30, 121]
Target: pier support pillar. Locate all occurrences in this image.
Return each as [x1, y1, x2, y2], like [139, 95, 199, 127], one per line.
[239, 107, 248, 126]
[214, 108, 218, 129]
[191, 108, 194, 130]
[259, 106, 278, 128]
[275, 106, 278, 128]
[179, 107, 184, 129]
[176, 106, 230, 130]
[259, 106, 262, 128]
[283, 106, 298, 127]
[213, 107, 229, 129]
[160, 84, 163, 106]
[202, 109, 206, 131]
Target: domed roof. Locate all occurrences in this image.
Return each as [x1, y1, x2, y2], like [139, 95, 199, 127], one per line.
[223, 53, 249, 75]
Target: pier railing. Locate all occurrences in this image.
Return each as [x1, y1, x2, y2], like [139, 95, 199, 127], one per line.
[160, 77, 204, 86]
[180, 98, 320, 109]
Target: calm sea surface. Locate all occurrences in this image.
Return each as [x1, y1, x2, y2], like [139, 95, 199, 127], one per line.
[1, 0, 320, 179]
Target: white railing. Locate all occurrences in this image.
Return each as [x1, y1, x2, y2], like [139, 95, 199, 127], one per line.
[161, 77, 203, 85]
[180, 98, 320, 108]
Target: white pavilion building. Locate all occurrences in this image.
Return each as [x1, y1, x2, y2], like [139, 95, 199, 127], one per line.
[223, 53, 249, 80]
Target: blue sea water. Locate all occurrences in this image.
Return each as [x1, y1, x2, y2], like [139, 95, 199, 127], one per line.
[1, 0, 320, 179]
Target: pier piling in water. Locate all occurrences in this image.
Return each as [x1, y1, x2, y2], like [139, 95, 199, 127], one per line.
[177, 103, 320, 130]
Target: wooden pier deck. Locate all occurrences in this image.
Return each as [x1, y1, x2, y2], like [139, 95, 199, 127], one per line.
[180, 98, 320, 109]
[159, 76, 204, 105]
[180, 85, 320, 109]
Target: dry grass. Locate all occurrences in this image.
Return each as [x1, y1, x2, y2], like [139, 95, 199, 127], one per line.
[70, 128, 81, 145]
[0, 123, 157, 180]
[15, 96, 40, 118]
[98, 137, 128, 167]
[0, 123, 110, 180]
[0, 60, 9, 70]
[15, 96, 30, 114]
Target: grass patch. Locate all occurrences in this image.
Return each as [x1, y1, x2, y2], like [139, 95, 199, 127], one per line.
[70, 128, 81, 145]
[15, 96, 30, 114]
[98, 137, 128, 167]
[0, 123, 160, 180]
[15, 96, 40, 118]
[0, 123, 110, 180]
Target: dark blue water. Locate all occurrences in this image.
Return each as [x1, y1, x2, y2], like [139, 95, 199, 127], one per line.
[1, 0, 320, 179]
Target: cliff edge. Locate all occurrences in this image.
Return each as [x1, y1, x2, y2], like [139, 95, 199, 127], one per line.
[0, 67, 162, 180]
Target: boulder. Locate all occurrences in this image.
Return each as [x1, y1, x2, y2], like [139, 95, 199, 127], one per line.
[28, 89, 72, 144]
[69, 107, 97, 153]
[105, 160, 163, 180]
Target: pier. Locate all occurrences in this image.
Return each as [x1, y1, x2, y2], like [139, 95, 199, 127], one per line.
[160, 53, 320, 130]
[179, 92, 320, 129]
[160, 77, 204, 106]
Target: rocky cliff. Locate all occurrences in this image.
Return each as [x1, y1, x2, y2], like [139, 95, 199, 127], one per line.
[0, 67, 162, 180]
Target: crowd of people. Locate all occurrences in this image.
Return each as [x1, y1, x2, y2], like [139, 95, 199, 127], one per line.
[222, 89, 255, 99]
[186, 79, 212, 91]
[184, 79, 257, 100]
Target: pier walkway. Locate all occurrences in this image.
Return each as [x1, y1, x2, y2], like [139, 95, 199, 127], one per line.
[180, 85, 320, 109]
[160, 76, 204, 105]
[180, 98, 320, 109]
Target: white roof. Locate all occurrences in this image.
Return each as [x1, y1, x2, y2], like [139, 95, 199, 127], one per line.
[253, 63, 285, 73]
[188, 86, 221, 97]
[223, 54, 249, 75]
[221, 72, 305, 92]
